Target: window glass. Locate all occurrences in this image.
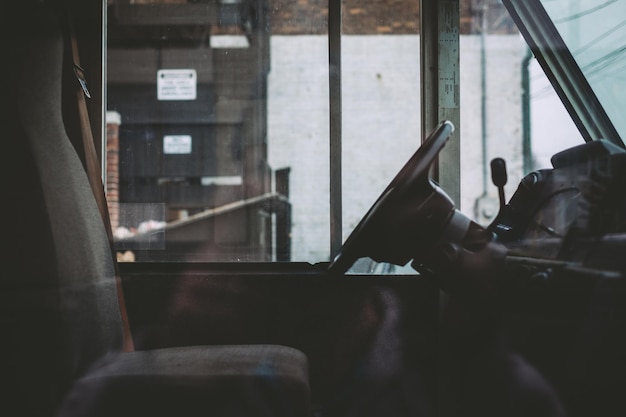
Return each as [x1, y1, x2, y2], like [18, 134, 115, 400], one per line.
[107, 0, 330, 262]
[106, 0, 424, 264]
[541, 0, 626, 141]
[341, 2, 421, 245]
[459, 0, 581, 226]
[266, 1, 333, 263]
[106, 0, 584, 264]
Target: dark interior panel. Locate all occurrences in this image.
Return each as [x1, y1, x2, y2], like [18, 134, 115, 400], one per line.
[120, 263, 439, 409]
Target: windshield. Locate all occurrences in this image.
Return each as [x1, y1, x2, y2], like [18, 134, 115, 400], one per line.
[540, 0, 626, 139]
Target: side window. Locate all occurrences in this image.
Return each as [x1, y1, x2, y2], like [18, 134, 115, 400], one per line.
[107, 0, 301, 262]
[106, 0, 423, 264]
[105, 0, 581, 266]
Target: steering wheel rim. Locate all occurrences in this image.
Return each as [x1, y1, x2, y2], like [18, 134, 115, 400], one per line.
[328, 120, 455, 274]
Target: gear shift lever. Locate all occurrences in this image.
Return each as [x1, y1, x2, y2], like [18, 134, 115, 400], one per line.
[490, 158, 507, 212]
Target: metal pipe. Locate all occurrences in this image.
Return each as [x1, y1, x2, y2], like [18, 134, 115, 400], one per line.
[480, 4, 488, 195]
[521, 47, 533, 173]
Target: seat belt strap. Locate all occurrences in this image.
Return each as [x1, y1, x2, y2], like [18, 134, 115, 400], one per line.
[66, 11, 135, 353]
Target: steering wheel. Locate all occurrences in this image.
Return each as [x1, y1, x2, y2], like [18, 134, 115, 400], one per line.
[329, 120, 456, 274]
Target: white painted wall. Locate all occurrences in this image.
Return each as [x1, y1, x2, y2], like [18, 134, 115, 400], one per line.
[269, 34, 579, 262]
[267, 36, 330, 262]
[459, 35, 527, 222]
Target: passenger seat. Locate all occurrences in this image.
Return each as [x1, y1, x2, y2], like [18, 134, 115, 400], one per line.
[1, 2, 310, 416]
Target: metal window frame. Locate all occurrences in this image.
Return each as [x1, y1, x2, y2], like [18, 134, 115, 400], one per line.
[421, 0, 461, 207]
[329, 0, 342, 260]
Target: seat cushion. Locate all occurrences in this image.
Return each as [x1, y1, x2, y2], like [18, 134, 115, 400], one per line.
[57, 344, 310, 417]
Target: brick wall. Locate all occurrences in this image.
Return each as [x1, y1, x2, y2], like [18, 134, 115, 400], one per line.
[269, 0, 513, 35]
[106, 111, 121, 230]
[112, 1, 514, 35]
[270, 0, 420, 34]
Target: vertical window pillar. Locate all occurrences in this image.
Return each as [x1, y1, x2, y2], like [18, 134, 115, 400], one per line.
[329, 0, 342, 260]
[421, 3, 460, 417]
[421, 0, 460, 207]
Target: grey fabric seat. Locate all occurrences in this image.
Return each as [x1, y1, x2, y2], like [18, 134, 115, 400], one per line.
[58, 345, 310, 417]
[1, 2, 310, 416]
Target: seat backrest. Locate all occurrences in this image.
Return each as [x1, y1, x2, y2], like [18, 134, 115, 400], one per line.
[2, 1, 123, 413]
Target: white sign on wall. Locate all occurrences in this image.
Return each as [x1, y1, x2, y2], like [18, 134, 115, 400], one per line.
[163, 135, 192, 154]
[157, 69, 197, 101]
